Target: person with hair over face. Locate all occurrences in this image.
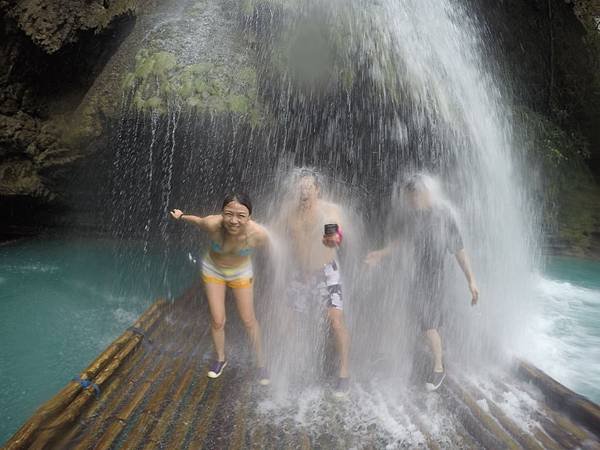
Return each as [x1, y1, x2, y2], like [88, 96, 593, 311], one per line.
[365, 174, 479, 392]
[170, 193, 270, 385]
[278, 170, 351, 397]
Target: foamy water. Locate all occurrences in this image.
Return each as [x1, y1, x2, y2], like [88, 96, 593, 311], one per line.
[524, 274, 600, 402]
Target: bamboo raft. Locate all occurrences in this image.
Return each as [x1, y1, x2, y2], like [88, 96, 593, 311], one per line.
[3, 286, 600, 450]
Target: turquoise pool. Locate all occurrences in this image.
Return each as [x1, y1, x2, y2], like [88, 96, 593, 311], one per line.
[0, 238, 196, 443]
[1, 238, 599, 443]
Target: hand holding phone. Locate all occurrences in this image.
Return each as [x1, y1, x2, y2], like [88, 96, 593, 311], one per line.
[323, 224, 341, 247]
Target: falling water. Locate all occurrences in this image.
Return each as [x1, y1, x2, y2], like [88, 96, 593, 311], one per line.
[105, 0, 541, 443]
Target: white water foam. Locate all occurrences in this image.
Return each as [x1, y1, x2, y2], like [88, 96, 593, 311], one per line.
[112, 307, 140, 325]
[523, 275, 600, 401]
[254, 380, 465, 447]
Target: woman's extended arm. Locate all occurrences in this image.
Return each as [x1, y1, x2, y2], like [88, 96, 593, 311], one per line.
[170, 209, 219, 232]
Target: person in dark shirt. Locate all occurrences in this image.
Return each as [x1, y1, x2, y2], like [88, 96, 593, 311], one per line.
[365, 174, 479, 391]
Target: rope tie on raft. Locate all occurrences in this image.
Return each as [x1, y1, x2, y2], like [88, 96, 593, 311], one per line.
[71, 377, 101, 398]
[128, 325, 183, 357]
[68, 325, 156, 401]
[128, 326, 152, 343]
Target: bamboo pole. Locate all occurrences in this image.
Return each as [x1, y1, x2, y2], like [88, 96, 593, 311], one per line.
[442, 380, 510, 449]
[411, 391, 480, 449]
[488, 376, 565, 450]
[445, 377, 520, 450]
[397, 392, 442, 450]
[540, 400, 597, 444]
[461, 378, 545, 450]
[148, 330, 216, 448]
[517, 359, 600, 438]
[68, 352, 167, 450]
[91, 358, 170, 450]
[185, 376, 228, 448]
[215, 372, 253, 450]
[143, 366, 196, 449]
[249, 419, 267, 450]
[51, 334, 150, 448]
[3, 299, 165, 450]
[117, 312, 203, 449]
[51, 300, 173, 448]
[144, 326, 213, 448]
[57, 298, 190, 449]
[68, 350, 157, 449]
[162, 372, 210, 446]
[532, 412, 581, 449]
[29, 333, 149, 449]
[70, 301, 202, 449]
[532, 427, 563, 450]
[117, 357, 187, 448]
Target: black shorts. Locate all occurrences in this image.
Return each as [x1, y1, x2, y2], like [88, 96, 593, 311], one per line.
[409, 286, 444, 331]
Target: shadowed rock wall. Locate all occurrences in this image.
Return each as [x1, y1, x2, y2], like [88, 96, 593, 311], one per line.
[0, 0, 145, 235]
[0, 0, 599, 256]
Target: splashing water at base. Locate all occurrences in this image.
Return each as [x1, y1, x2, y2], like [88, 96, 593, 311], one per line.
[97, 0, 569, 438]
[524, 258, 600, 403]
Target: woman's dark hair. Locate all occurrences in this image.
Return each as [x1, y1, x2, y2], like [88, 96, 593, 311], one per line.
[222, 192, 253, 215]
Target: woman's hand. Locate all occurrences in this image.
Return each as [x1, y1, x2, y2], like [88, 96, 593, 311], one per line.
[170, 209, 184, 220]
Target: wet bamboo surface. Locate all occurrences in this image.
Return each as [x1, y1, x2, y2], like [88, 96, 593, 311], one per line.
[3, 287, 600, 449]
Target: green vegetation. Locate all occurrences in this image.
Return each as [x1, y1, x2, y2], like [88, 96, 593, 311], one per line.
[122, 49, 263, 124]
[516, 106, 600, 256]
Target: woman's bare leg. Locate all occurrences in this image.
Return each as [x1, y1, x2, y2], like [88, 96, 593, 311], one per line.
[232, 286, 265, 367]
[205, 282, 227, 361]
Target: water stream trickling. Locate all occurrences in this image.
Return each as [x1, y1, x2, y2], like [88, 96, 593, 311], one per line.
[104, 0, 543, 441]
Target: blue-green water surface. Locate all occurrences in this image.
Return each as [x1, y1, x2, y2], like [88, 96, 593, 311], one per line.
[1, 239, 599, 443]
[0, 238, 196, 443]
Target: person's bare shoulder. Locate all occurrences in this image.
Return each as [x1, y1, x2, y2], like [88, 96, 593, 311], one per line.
[202, 215, 223, 232]
[248, 221, 270, 247]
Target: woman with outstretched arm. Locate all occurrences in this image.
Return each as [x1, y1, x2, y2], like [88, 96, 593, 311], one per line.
[170, 193, 270, 385]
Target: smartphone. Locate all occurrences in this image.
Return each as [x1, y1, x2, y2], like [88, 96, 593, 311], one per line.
[324, 223, 339, 235]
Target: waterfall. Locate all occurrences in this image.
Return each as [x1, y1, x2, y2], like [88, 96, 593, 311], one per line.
[105, 0, 541, 442]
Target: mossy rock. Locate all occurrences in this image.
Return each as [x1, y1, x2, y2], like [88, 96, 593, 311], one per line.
[515, 105, 600, 256]
[227, 95, 250, 113]
[123, 49, 263, 121]
[555, 165, 600, 256]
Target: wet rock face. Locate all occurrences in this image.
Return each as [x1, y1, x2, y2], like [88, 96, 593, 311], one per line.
[3, 0, 137, 54]
[0, 0, 599, 255]
[470, 0, 600, 257]
[1, 21, 58, 204]
[0, 1, 138, 231]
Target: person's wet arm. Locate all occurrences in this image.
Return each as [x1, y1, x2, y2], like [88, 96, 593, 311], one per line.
[169, 209, 217, 232]
[364, 239, 400, 266]
[455, 249, 479, 305]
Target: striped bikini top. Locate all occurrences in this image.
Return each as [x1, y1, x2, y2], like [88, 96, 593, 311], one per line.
[210, 226, 254, 257]
[210, 240, 254, 257]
